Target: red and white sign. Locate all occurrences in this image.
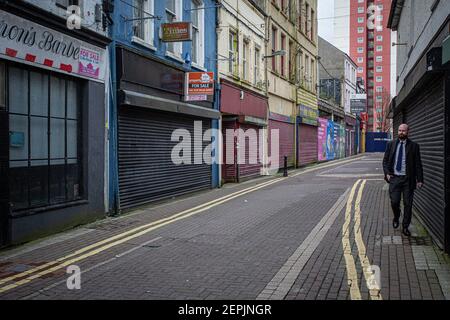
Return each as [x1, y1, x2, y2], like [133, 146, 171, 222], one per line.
[0, 10, 106, 82]
[185, 72, 215, 97]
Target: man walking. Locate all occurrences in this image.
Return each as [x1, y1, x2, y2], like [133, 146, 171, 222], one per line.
[382, 124, 424, 237]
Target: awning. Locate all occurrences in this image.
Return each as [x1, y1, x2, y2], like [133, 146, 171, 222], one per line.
[119, 89, 220, 119]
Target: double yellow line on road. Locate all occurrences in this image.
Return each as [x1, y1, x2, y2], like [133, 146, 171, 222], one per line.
[0, 156, 363, 295]
[342, 179, 383, 300]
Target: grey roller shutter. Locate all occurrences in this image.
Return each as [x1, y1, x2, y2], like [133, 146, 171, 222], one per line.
[118, 107, 212, 210]
[405, 80, 445, 247]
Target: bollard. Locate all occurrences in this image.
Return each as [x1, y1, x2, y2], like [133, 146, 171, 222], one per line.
[283, 156, 288, 177]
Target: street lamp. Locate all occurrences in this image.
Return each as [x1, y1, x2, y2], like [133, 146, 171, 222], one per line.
[263, 50, 286, 59]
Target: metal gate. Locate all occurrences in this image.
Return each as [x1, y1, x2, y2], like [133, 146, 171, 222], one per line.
[298, 124, 317, 166]
[269, 120, 295, 168]
[118, 107, 212, 210]
[402, 80, 445, 247]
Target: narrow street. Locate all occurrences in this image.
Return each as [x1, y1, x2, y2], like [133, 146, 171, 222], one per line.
[0, 154, 448, 300]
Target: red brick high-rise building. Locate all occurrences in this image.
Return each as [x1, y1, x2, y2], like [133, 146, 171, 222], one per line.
[335, 0, 393, 132]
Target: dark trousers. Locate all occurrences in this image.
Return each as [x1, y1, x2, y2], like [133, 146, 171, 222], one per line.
[389, 175, 415, 228]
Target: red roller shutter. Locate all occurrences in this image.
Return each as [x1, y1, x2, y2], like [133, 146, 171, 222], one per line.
[269, 120, 295, 168]
[238, 123, 262, 179]
[298, 124, 318, 166]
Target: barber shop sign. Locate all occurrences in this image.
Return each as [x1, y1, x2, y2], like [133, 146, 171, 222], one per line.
[0, 10, 106, 82]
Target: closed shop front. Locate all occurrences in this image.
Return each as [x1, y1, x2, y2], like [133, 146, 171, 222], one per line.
[394, 77, 446, 249]
[298, 124, 318, 166]
[298, 104, 319, 167]
[118, 108, 212, 209]
[116, 48, 219, 211]
[0, 7, 109, 245]
[345, 115, 356, 157]
[269, 114, 295, 169]
[220, 81, 267, 183]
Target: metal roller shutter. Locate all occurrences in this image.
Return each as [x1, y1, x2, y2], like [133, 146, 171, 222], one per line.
[238, 123, 262, 179]
[298, 124, 317, 166]
[118, 107, 212, 210]
[269, 120, 295, 168]
[404, 80, 445, 246]
[222, 119, 237, 182]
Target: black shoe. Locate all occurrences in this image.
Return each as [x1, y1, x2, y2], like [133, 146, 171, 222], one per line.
[402, 228, 411, 237]
[393, 219, 399, 229]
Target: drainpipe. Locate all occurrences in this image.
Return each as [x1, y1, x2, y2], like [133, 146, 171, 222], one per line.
[108, 3, 119, 216]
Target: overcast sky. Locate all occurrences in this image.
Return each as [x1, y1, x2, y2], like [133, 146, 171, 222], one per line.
[318, 0, 335, 44]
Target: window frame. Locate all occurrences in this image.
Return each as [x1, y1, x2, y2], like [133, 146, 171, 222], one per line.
[190, 0, 204, 68]
[165, 0, 183, 58]
[7, 63, 84, 212]
[131, 0, 155, 50]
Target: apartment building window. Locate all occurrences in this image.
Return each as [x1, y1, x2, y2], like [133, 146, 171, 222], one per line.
[132, 0, 154, 47]
[376, 35, 383, 42]
[376, 96, 382, 102]
[272, 26, 278, 72]
[357, 47, 364, 53]
[377, 4, 383, 10]
[305, 54, 310, 90]
[289, 41, 294, 81]
[166, 0, 182, 56]
[376, 15, 383, 21]
[358, 0, 364, 3]
[376, 66, 383, 72]
[310, 9, 315, 41]
[229, 30, 237, 74]
[358, 7, 364, 13]
[357, 37, 364, 43]
[358, 67, 363, 73]
[311, 59, 315, 92]
[254, 46, 261, 85]
[376, 76, 382, 82]
[281, 34, 286, 77]
[298, 0, 303, 33]
[357, 57, 363, 63]
[376, 86, 383, 93]
[357, 27, 364, 33]
[191, 0, 204, 67]
[305, 2, 309, 36]
[376, 45, 383, 52]
[281, 0, 287, 14]
[358, 17, 364, 23]
[376, 56, 383, 62]
[243, 40, 249, 80]
[297, 51, 303, 84]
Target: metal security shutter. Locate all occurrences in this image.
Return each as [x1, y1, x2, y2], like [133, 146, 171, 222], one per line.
[222, 119, 237, 182]
[298, 124, 317, 166]
[269, 120, 295, 168]
[405, 80, 445, 246]
[238, 123, 262, 179]
[118, 107, 212, 210]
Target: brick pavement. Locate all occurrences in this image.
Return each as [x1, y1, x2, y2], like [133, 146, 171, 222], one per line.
[0, 154, 448, 300]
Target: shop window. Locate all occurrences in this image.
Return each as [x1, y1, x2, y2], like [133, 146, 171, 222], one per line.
[8, 66, 82, 211]
[0, 63, 6, 110]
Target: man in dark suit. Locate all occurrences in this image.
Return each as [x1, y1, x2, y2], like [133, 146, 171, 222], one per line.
[382, 124, 424, 237]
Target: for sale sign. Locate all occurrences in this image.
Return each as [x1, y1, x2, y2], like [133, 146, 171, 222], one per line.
[185, 72, 214, 97]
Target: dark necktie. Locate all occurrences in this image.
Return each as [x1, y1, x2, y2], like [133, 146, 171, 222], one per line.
[396, 142, 403, 173]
